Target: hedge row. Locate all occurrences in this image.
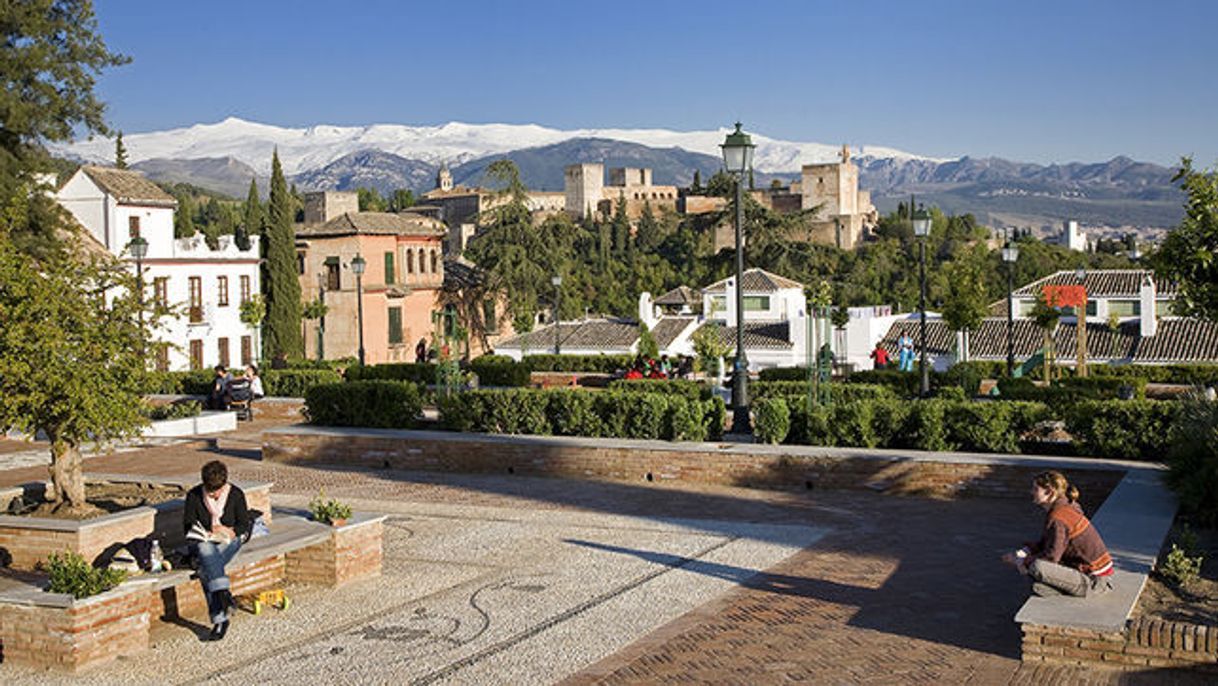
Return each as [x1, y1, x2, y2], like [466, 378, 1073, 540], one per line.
[436, 389, 725, 441]
[304, 380, 422, 429]
[754, 397, 1051, 455]
[518, 354, 633, 373]
[345, 363, 436, 385]
[608, 379, 713, 402]
[1063, 399, 1181, 460]
[997, 376, 1147, 405]
[750, 381, 895, 403]
[1090, 364, 1218, 386]
[141, 369, 342, 397]
[468, 355, 532, 387]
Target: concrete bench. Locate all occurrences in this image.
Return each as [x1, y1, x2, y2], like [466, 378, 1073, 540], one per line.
[0, 510, 386, 672]
[1015, 467, 1193, 669]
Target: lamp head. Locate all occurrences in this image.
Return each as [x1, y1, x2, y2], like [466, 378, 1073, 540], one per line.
[912, 204, 932, 238]
[1002, 242, 1019, 263]
[351, 253, 366, 276]
[719, 122, 755, 174]
[128, 236, 148, 261]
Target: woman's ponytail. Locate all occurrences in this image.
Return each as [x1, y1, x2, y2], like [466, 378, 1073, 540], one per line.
[1034, 470, 1078, 503]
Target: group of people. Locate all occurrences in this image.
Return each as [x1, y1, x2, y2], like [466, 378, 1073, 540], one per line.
[869, 333, 918, 371]
[206, 364, 264, 411]
[621, 354, 693, 380]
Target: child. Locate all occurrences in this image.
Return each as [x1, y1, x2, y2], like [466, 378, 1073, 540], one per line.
[1002, 470, 1114, 597]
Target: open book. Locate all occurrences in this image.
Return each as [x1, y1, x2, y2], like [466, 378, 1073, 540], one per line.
[186, 523, 233, 545]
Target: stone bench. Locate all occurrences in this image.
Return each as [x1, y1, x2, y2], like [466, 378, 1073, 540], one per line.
[0, 507, 385, 673]
[1014, 467, 1209, 670]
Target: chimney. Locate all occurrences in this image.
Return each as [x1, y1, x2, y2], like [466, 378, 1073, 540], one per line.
[1139, 273, 1157, 338]
[638, 291, 657, 329]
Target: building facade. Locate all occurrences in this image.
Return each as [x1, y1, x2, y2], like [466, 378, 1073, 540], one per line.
[56, 166, 262, 371]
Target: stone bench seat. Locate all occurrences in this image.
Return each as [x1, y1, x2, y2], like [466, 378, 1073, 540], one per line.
[0, 509, 386, 672]
[1015, 467, 1188, 667]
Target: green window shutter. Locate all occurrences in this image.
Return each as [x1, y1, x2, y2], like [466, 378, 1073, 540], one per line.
[388, 307, 402, 344]
[384, 252, 395, 284]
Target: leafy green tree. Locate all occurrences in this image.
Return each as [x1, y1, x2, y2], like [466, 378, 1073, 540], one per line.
[611, 192, 630, 256]
[940, 246, 991, 360]
[262, 151, 303, 361]
[637, 323, 659, 359]
[357, 186, 387, 212]
[0, 0, 128, 259]
[690, 170, 702, 193]
[636, 201, 661, 252]
[239, 294, 266, 363]
[114, 131, 127, 169]
[0, 241, 154, 510]
[1154, 158, 1218, 321]
[389, 188, 416, 212]
[238, 178, 261, 250]
[174, 193, 196, 238]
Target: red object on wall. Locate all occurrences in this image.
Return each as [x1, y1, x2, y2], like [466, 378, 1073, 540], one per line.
[1043, 285, 1087, 309]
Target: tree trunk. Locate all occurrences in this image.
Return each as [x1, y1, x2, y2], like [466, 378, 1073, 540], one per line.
[48, 440, 86, 508]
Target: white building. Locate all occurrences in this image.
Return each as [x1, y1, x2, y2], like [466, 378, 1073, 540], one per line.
[57, 166, 262, 371]
[1057, 220, 1088, 252]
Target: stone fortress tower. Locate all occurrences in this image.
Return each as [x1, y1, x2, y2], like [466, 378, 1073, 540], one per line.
[564, 163, 604, 219]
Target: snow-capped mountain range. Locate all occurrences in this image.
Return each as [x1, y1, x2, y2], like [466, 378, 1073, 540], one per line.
[50, 117, 940, 176]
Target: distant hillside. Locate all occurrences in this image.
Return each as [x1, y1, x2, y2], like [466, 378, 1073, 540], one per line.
[291, 149, 437, 195]
[132, 157, 257, 199]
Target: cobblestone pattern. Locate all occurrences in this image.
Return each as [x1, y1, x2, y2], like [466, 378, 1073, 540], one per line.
[263, 430, 1124, 502]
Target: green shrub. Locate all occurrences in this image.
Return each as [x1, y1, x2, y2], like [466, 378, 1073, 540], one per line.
[520, 354, 633, 373]
[941, 361, 1005, 396]
[753, 397, 791, 444]
[703, 397, 726, 441]
[308, 488, 353, 524]
[1092, 363, 1218, 386]
[943, 402, 1023, 453]
[847, 369, 926, 398]
[344, 363, 437, 385]
[1159, 544, 1203, 587]
[286, 357, 358, 371]
[998, 377, 1147, 405]
[609, 378, 712, 402]
[468, 355, 531, 387]
[1165, 394, 1218, 525]
[144, 399, 202, 421]
[304, 380, 422, 429]
[138, 370, 215, 395]
[934, 386, 968, 402]
[788, 402, 833, 446]
[902, 399, 951, 451]
[751, 381, 895, 403]
[758, 366, 811, 381]
[546, 390, 603, 437]
[1064, 399, 1181, 460]
[46, 551, 127, 599]
[261, 369, 342, 397]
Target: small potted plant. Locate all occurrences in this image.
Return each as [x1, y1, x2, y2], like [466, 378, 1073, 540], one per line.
[308, 488, 352, 527]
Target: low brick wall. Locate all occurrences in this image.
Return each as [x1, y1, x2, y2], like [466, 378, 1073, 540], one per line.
[262, 428, 1124, 503]
[0, 582, 152, 672]
[0, 507, 155, 571]
[1023, 619, 1218, 671]
[285, 516, 384, 587]
[150, 555, 286, 621]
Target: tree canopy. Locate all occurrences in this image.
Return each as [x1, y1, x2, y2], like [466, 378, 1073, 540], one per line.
[262, 151, 303, 361]
[1154, 158, 1218, 321]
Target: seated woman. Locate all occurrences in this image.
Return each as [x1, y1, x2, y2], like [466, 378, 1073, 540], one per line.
[184, 460, 252, 640]
[1002, 470, 1114, 597]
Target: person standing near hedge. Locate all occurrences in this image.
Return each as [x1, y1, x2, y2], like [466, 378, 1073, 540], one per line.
[184, 460, 253, 640]
[1002, 470, 1114, 598]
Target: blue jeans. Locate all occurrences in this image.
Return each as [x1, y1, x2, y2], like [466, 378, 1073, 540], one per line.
[190, 538, 242, 623]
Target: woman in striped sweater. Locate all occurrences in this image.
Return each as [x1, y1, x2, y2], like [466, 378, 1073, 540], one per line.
[1002, 470, 1115, 597]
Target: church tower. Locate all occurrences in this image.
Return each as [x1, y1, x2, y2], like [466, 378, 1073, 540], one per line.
[436, 162, 453, 192]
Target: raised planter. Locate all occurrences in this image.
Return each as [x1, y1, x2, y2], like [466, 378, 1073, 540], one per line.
[142, 409, 236, 437]
[285, 513, 386, 587]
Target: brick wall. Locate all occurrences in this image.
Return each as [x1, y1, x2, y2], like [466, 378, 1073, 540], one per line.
[0, 584, 152, 672]
[1023, 620, 1218, 671]
[149, 554, 286, 621]
[285, 520, 383, 587]
[263, 430, 1123, 504]
[0, 508, 155, 571]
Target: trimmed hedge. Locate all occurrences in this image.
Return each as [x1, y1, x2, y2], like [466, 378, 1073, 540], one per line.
[998, 376, 1147, 405]
[776, 397, 1051, 454]
[468, 355, 532, 387]
[1064, 399, 1181, 460]
[751, 381, 895, 403]
[845, 369, 927, 398]
[345, 363, 437, 385]
[437, 388, 724, 441]
[754, 397, 790, 444]
[519, 354, 633, 373]
[304, 380, 422, 429]
[286, 357, 358, 371]
[1090, 364, 1218, 386]
[141, 370, 216, 395]
[261, 369, 342, 397]
[608, 378, 713, 402]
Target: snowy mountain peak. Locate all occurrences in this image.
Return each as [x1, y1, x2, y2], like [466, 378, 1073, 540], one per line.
[50, 117, 948, 176]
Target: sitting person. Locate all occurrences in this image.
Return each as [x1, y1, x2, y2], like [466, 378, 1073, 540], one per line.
[207, 365, 232, 410]
[184, 460, 253, 640]
[244, 364, 264, 399]
[1002, 470, 1114, 598]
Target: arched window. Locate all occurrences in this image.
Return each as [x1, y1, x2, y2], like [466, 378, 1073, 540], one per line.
[418, 248, 426, 273]
[431, 250, 439, 274]
[406, 248, 414, 273]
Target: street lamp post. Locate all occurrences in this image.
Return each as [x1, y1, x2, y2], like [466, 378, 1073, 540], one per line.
[1075, 267, 1088, 378]
[351, 253, 366, 366]
[316, 273, 326, 361]
[127, 236, 149, 362]
[912, 203, 932, 397]
[721, 122, 756, 433]
[551, 275, 563, 355]
[1002, 236, 1020, 377]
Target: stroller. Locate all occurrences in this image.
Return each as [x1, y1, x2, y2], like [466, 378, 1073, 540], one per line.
[226, 377, 254, 421]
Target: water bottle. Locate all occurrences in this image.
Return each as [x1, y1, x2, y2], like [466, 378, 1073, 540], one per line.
[150, 540, 164, 573]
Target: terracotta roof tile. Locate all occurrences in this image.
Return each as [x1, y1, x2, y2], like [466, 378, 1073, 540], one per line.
[703, 268, 803, 294]
[297, 211, 447, 238]
[655, 285, 700, 306]
[81, 166, 177, 207]
[694, 321, 793, 350]
[1012, 270, 1177, 298]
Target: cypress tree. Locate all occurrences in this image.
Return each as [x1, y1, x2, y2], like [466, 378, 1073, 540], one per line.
[263, 151, 303, 361]
[174, 193, 195, 238]
[114, 132, 128, 169]
[238, 178, 260, 251]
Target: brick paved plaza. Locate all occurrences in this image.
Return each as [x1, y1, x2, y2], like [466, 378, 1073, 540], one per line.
[0, 425, 1209, 684]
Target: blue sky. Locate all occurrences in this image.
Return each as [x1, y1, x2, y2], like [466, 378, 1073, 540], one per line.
[92, 0, 1216, 166]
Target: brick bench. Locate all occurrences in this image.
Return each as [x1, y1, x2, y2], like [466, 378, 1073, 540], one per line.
[0, 511, 385, 672]
[1013, 467, 1212, 670]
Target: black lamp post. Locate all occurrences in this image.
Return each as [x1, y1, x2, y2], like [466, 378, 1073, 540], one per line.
[127, 236, 149, 361]
[316, 273, 326, 361]
[721, 122, 755, 433]
[912, 203, 932, 397]
[351, 253, 366, 366]
[1002, 237, 1020, 377]
[551, 275, 562, 355]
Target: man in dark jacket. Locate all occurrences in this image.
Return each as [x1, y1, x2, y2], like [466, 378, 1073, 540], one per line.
[184, 460, 252, 640]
